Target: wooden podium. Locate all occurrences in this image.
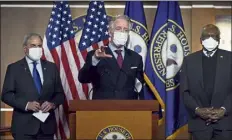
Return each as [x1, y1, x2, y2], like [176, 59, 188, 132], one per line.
[69, 100, 159, 139]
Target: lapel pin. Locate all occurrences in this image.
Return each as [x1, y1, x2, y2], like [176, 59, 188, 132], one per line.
[220, 56, 223, 58]
[44, 68, 46, 70]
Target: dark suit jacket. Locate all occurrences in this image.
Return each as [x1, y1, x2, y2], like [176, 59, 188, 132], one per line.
[1, 58, 64, 135]
[180, 49, 232, 132]
[78, 47, 144, 99]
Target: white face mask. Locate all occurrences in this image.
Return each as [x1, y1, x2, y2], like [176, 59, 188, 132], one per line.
[202, 37, 219, 51]
[113, 31, 128, 47]
[27, 47, 42, 61]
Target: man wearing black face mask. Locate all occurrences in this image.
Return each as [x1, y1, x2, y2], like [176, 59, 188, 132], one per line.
[1, 33, 64, 139]
[180, 24, 232, 140]
[78, 15, 144, 100]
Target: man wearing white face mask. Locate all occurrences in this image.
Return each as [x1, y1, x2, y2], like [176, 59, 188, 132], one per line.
[1, 33, 64, 139]
[181, 24, 232, 140]
[78, 15, 144, 100]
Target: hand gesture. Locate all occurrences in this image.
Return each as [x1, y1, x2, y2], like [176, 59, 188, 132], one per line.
[94, 46, 112, 59]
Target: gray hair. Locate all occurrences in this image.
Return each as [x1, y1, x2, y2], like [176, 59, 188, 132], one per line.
[200, 24, 220, 39]
[23, 33, 43, 46]
[109, 15, 132, 32]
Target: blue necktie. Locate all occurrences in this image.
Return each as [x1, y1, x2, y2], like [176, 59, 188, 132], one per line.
[33, 62, 42, 94]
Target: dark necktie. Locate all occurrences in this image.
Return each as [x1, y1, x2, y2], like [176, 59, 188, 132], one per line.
[33, 62, 42, 94]
[206, 51, 213, 57]
[115, 50, 123, 68]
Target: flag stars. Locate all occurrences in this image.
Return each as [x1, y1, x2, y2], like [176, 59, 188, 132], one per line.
[94, 24, 98, 28]
[54, 27, 58, 31]
[91, 8, 95, 12]
[97, 12, 101, 15]
[86, 28, 90, 32]
[90, 14, 94, 18]
[51, 11, 55, 15]
[82, 42, 86, 46]
[67, 20, 71, 24]
[101, 21, 105, 25]
[53, 34, 57, 38]
[88, 21, 92, 25]
[90, 38, 94, 41]
[52, 41, 55, 45]
[92, 31, 96, 35]
[99, 4, 103, 8]
[63, 11, 67, 14]
[63, 34, 67, 38]
[56, 20, 60, 24]
[103, 14, 107, 18]
[84, 35, 88, 39]
[94, 1, 97, 5]
[105, 31, 109, 35]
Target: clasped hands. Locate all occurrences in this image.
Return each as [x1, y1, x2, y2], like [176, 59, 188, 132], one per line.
[27, 101, 55, 113]
[195, 107, 226, 125]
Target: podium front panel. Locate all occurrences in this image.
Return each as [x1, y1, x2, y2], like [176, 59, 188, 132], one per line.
[76, 111, 152, 139]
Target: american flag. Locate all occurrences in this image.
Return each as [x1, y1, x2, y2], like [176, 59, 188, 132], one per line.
[78, 1, 110, 60]
[42, 1, 89, 139]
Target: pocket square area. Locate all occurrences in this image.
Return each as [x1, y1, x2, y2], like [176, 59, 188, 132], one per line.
[130, 67, 137, 69]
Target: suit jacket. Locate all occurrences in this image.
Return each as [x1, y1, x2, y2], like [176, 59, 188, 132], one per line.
[78, 47, 144, 99]
[180, 49, 232, 132]
[1, 58, 64, 135]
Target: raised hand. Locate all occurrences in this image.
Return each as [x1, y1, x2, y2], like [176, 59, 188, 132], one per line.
[94, 46, 112, 59]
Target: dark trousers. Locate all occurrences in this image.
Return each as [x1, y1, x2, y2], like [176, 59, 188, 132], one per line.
[12, 128, 54, 140]
[192, 127, 232, 140]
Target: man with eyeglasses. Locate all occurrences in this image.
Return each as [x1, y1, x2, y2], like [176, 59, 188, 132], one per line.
[78, 15, 144, 100]
[1, 33, 64, 139]
[181, 24, 232, 140]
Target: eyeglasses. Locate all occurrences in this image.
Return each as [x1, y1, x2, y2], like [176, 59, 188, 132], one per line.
[114, 26, 129, 33]
[27, 44, 42, 48]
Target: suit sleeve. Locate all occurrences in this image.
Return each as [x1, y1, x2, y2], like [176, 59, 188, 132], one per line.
[221, 55, 232, 115]
[78, 51, 97, 83]
[51, 64, 65, 107]
[180, 58, 199, 117]
[137, 56, 144, 99]
[1, 65, 28, 111]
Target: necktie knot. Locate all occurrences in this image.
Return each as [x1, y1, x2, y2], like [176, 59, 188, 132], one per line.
[33, 61, 37, 67]
[115, 49, 122, 55]
[206, 51, 213, 57]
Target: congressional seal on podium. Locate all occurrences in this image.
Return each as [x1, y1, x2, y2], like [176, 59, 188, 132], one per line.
[96, 125, 133, 140]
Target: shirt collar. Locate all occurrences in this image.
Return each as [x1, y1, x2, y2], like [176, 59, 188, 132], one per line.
[203, 49, 217, 57]
[25, 56, 41, 64]
[109, 42, 125, 53]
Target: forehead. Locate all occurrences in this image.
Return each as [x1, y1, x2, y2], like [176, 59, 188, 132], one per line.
[114, 18, 129, 28]
[27, 36, 42, 44]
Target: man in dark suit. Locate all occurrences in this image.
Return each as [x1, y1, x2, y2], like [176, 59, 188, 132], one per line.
[1, 33, 64, 140]
[181, 24, 232, 140]
[78, 15, 144, 99]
